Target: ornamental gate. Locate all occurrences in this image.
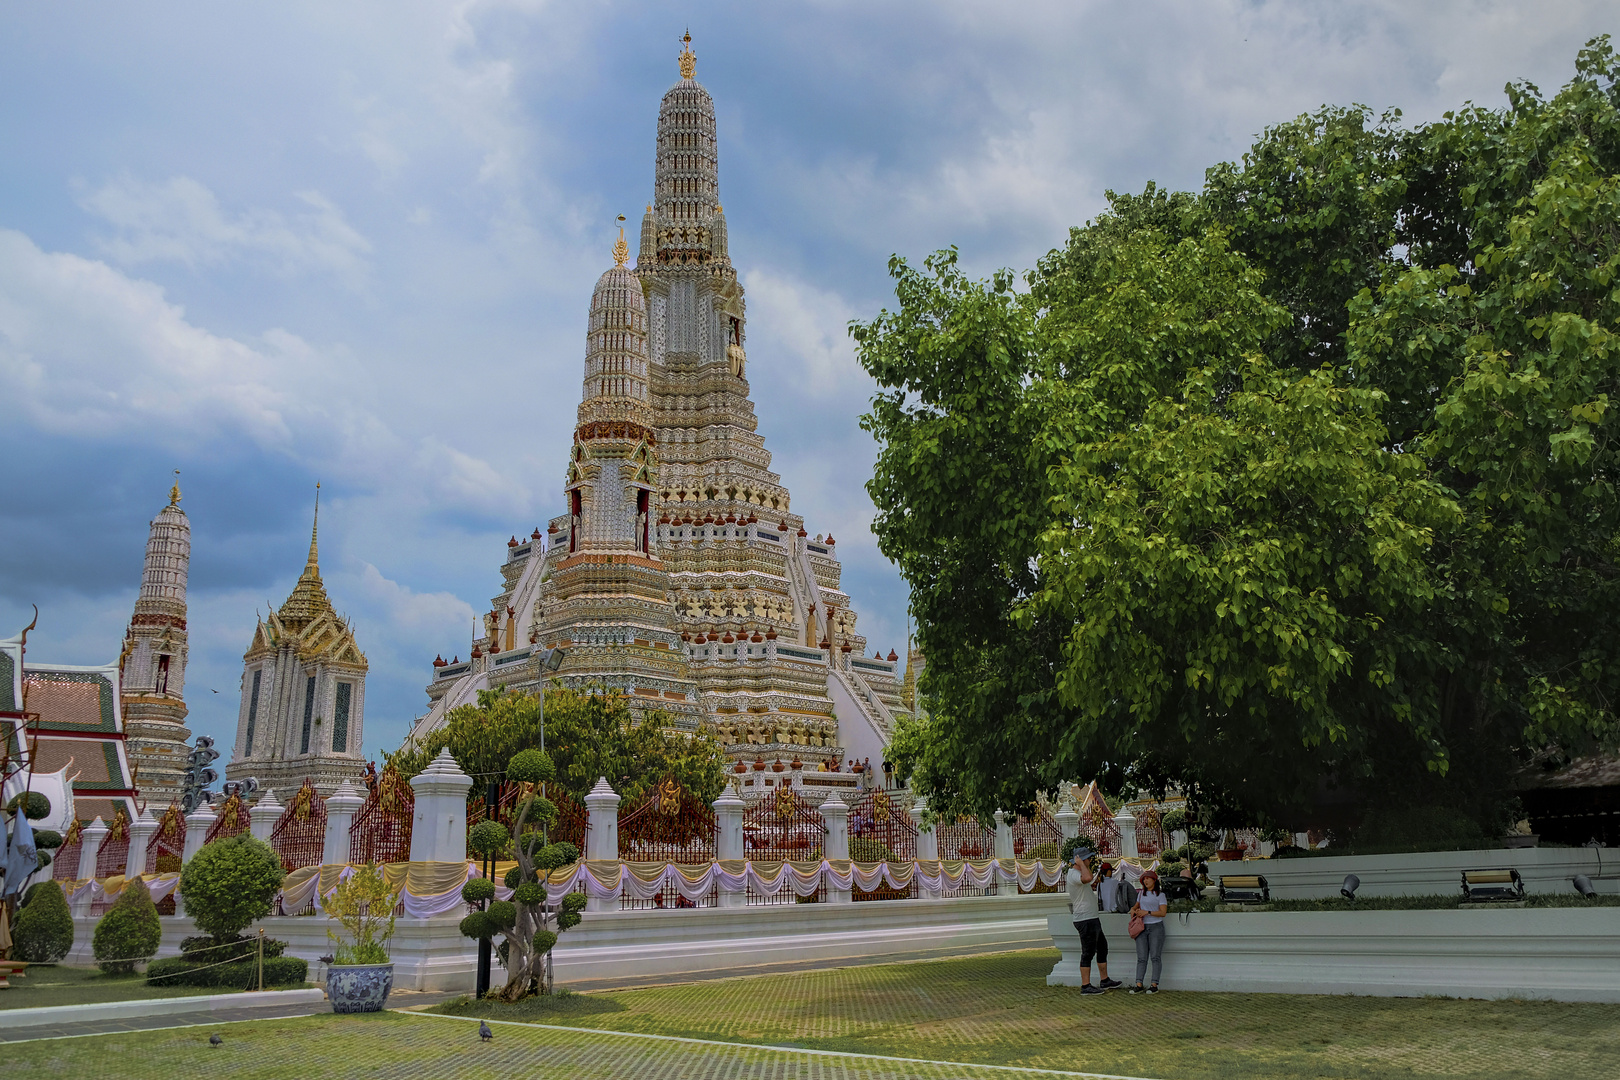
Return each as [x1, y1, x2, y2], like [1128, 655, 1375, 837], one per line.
[850, 788, 918, 901]
[269, 779, 328, 873]
[1134, 804, 1166, 857]
[742, 788, 825, 904]
[1015, 808, 1064, 895]
[205, 792, 252, 843]
[619, 778, 718, 909]
[936, 815, 994, 860]
[146, 803, 185, 913]
[1078, 802, 1120, 858]
[468, 781, 589, 852]
[349, 763, 414, 865]
[936, 814, 996, 896]
[51, 820, 82, 882]
[619, 778, 717, 863]
[94, 808, 131, 879]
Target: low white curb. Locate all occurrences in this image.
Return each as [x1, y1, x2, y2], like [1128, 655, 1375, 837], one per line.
[4, 987, 327, 1028]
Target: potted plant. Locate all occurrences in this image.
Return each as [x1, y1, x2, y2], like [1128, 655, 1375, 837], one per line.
[319, 863, 400, 1013]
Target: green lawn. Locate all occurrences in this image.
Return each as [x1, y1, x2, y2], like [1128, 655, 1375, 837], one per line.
[6, 951, 1618, 1080]
[433, 949, 1619, 1080]
[0, 965, 213, 1010]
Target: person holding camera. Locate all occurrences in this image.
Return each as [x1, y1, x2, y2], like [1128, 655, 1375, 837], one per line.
[1066, 847, 1120, 995]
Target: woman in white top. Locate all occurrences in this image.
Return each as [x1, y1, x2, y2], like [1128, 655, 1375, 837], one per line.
[1129, 869, 1169, 994]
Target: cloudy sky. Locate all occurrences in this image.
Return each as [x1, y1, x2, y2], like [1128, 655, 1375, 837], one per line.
[2, 1, 1612, 766]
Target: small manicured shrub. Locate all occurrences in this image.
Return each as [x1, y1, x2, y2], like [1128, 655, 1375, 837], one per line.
[93, 879, 162, 974]
[179, 834, 285, 943]
[147, 955, 308, 989]
[462, 878, 496, 904]
[12, 879, 74, 963]
[5, 791, 51, 819]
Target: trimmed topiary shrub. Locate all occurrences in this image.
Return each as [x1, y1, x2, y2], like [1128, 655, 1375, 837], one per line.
[5, 791, 51, 820]
[12, 879, 74, 963]
[179, 834, 285, 944]
[93, 879, 161, 974]
[147, 955, 308, 989]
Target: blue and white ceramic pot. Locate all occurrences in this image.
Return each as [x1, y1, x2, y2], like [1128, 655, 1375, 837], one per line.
[326, 962, 395, 1013]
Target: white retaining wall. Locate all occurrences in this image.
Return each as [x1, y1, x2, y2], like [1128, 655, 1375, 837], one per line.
[1048, 909, 1620, 1003]
[1232, 845, 1618, 899]
[68, 891, 1070, 992]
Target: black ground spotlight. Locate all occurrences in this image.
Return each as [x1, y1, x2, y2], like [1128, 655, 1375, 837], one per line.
[1341, 874, 1360, 900]
[1573, 874, 1597, 898]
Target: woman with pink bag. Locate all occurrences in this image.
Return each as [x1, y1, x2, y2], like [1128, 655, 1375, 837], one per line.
[1128, 869, 1169, 994]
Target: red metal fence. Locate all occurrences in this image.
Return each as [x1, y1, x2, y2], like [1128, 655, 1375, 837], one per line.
[205, 793, 251, 844]
[350, 764, 415, 865]
[269, 779, 328, 871]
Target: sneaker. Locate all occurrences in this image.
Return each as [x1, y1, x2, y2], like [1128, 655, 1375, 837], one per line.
[1128, 984, 1145, 995]
[1080, 984, 1105, 995]
[1146, 985, 1160, 994]
[1099, 978, 1122, 989]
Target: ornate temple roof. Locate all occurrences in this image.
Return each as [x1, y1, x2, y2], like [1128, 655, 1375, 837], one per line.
[247, 493, 367, 670]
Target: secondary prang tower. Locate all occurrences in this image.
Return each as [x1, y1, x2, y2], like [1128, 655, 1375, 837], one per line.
[226, 489, 368, 795]
[120, 476, 193, 805]
[409, 36, 909, 771]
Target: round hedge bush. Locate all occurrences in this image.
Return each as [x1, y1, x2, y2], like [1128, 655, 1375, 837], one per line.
[461, 878, 496, 904]
[179, 834, 285, 941]
[93, 879, 162, 974]
[468, 820, 511, 859]
[506, 749, 555, 785]
[12, 879, 74, 963]
[512, 882, 543, 906]
[5, 791, 51, 820]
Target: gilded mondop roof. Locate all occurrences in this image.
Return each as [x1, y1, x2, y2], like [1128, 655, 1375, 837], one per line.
[246, 511, 367, 669]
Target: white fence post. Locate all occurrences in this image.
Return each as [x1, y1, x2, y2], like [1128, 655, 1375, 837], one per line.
[712, 781, 746, 909]
[910, 796, 941, 900]
[820, 796, 852, 904]
[249, 789, 283, 843]
[73, 817, 109, 915]
[584, 777, 622, 913]
[321, 782, 365, 866]
[993, 810, 1014, 860]
[1055, 796, 1080, 843]
[126, 809, 159, 880]
[1114, 805, 1139, 859]
[408, 748, 473, 864]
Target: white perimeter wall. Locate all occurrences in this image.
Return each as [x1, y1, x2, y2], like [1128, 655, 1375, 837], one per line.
[1238, 845, 1619, 899]
[1048, 909, 1620, 1003]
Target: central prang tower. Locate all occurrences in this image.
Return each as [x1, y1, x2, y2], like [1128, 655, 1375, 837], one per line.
[410, 36, 909, 774]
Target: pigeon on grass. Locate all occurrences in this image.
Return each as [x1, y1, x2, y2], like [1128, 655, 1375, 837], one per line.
[209, 1034, 223, 1047]
[479, 1021, 494, 1042]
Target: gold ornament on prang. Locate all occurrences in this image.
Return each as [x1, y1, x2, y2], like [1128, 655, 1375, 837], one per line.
[678, 31, 696, 79]
[657, 777, 681, 817]
[774, 785, 796, 822]
[873, 789, 891, 824]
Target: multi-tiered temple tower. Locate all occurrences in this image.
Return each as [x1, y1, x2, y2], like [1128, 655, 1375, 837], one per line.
[120, 477, 192, 804]
[409, 37, 908, 770]
[225, 493, 368, 794]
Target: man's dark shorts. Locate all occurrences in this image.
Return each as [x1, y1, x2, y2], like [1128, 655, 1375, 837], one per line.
[1074, 918, 1108, 966]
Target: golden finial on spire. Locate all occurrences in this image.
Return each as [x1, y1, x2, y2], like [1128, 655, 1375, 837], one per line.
[307, 482, 321, 570]
[613, 214, 629, 266]
[678, 29, 696, 79]
[169, 469, 181, 506]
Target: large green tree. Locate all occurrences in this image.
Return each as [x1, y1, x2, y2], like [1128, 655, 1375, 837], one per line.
[864, 38, 1620, 830]
[388, 685, 726, 807]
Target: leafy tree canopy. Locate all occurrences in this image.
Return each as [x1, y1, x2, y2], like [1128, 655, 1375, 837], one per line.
[863, 38, 1620, 831]
[388, 685, 727, 806]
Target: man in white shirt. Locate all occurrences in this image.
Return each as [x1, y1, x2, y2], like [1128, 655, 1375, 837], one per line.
[1065, 848, 1120, 995]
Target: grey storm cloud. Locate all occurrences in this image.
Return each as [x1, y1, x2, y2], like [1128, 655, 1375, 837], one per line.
[1, 0, 1612, 760]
